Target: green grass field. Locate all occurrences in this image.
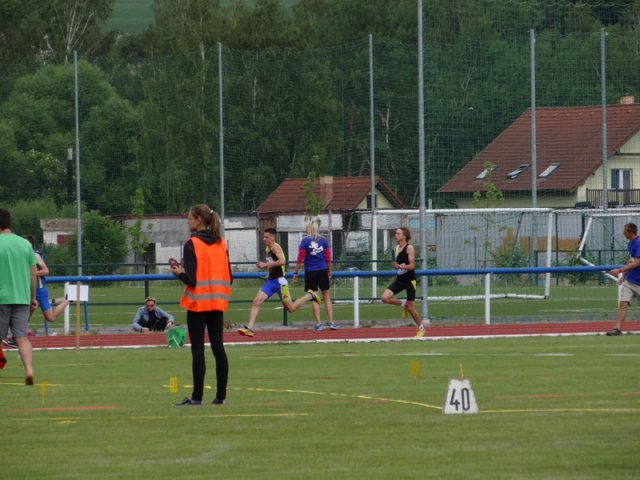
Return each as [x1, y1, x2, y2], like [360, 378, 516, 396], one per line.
[39, 278, 620, 334]
[2, 336, 638, 479]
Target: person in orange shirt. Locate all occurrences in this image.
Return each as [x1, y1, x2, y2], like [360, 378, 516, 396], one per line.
[170, 205, 232, 406]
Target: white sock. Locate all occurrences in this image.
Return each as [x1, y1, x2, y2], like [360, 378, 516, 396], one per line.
[400, 299, 407, 308]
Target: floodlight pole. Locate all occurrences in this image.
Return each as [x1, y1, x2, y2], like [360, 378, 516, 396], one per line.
[600, 28, 608, 214]
[74, 51, 83, 348]
[369, 34, 378, 297]
[530, 29, 537, 208]
[218, 42, 225, 234]
[417, 0, 429, 323]
[530, 29, 539, 278]
[74, 51, 83, 276]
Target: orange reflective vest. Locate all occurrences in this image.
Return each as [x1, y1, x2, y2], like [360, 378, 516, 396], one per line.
[180, 237, 232, 312]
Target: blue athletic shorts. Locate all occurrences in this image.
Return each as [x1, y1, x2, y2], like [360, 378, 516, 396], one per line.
[36, 287, 51, 313]
[260, 278, 291, 302]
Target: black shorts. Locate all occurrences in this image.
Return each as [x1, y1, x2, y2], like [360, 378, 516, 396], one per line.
[386, 279, 417, 301]
[304, 269, 331, 292]
[146, 317, 168, 332]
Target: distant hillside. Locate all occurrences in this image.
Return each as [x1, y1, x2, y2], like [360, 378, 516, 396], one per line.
[105, 0, 298, 34]
[105, 0, 154, 34]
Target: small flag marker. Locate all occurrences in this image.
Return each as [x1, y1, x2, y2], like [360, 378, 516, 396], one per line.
[410, 360, 421, 381]
[169, 376, 178, 394]
[41, 381, 49, 405]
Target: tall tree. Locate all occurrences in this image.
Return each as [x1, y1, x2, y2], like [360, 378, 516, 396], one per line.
[48, 0, 114, 63]
[0, 0, 47, 64]
[128, 187, 152, 262]
[141, 0, 230, 210]
[66, 210, 128, 275]
[0, 0, 113, 64]
[293, 0, 416, 46]
[0, 61, 141, 212]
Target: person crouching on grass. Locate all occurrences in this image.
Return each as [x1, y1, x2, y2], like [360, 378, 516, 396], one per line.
[131, 296, 175, 333]
[381, 227, 426, 338]
[170, 205, 232, 406]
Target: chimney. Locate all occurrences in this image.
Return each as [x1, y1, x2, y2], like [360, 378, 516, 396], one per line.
[319, 176, 334, 206]
[620, 94, 635, 105]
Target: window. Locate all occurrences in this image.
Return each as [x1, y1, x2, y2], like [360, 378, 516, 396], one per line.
[56, 234, 72, 246]
[538, 163, 559, 178]
[506, 164, 528, 180]
[611, 169, 632, 190]
[475, 164, 496, 180]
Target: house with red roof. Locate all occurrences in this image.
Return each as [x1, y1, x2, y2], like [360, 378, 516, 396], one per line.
[256, 175, 406, 258]
[257, 175, 405, 217]
[438, 101, 640, 208]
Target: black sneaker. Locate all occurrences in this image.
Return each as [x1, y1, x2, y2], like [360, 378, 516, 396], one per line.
[212, 398, 225, 405]
[606, 328, 622, 336]
[2, 337, 16, 349]
[174, 397, 202, 406]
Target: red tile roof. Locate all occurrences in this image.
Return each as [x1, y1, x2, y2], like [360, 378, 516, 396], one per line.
[438, 104, 640, 194]
[256, 176, 406, 214]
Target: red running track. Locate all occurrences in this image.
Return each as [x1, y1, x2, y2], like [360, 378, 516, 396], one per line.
[23, 321, 640, 349]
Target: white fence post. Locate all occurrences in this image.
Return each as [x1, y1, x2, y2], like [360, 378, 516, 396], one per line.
[353, 276, 360, 327]
[545, 211, 553, 298]
[484, 273, 491, 325]
[63, 282, 70, 334]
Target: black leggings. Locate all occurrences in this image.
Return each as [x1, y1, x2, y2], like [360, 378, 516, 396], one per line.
[186, 310, 228, 402]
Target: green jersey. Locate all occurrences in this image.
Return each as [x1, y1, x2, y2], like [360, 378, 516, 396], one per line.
[0, 233, 36, 304]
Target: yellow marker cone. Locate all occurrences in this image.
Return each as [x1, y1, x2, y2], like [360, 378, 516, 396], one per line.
[169, 376, 178, 394]
[410, 360, 420, 380]
[41, 381, 49, 404]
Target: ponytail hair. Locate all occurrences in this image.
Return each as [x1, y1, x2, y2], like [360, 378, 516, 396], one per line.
[190, 204, 222, 242]
[306, 219, 320, 239]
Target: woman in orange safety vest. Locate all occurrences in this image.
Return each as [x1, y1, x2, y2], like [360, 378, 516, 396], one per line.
[170, 204, 232, 406]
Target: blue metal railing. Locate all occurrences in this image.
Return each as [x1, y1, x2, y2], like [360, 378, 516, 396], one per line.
[45, 264, 622, 334]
